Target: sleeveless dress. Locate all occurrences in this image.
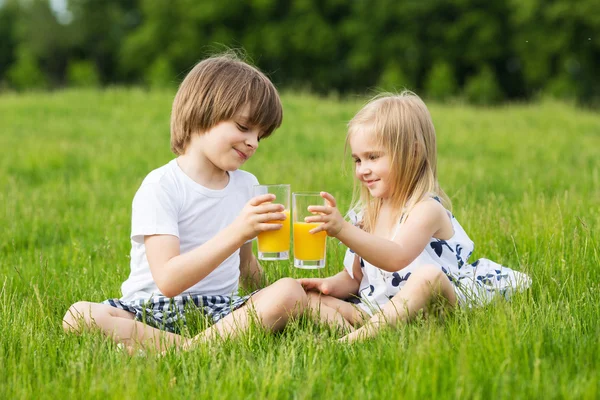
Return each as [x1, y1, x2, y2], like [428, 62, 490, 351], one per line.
[343, 201, 531, 315]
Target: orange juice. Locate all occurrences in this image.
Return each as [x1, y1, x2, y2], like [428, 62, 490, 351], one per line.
[293, 222, 327, 260]
[257, 210, 290, 253]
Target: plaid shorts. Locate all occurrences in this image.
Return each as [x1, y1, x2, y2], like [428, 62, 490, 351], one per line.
[103, 291, 257, 333]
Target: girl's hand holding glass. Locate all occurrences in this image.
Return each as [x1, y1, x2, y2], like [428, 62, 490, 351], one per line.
[305, 191, 347, 237]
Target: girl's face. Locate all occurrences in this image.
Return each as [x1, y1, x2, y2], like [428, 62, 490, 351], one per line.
[349, 128, 392, 199]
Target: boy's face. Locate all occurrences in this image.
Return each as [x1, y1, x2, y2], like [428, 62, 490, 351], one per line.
[199, 112, 262, 172]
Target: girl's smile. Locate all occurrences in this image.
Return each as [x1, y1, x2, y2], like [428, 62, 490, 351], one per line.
[349, 128, 391, 198]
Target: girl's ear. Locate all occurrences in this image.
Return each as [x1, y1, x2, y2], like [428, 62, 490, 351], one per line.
[413, 141, 422, 157]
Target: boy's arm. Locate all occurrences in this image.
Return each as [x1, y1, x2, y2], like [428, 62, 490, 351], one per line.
[145, 194, 284, 298]
[145, 224, 248, 298]
[239, 241, 266, 292]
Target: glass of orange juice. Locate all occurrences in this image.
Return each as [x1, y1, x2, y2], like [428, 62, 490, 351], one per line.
[253, 184, 291, 260]
[292, 192, 327, 269]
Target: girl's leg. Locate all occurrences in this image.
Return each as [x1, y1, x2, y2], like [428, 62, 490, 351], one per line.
[187, 278, 307, 346]
[62, 301, 186, 352]
[341, 265, 457, 343]
[305, 292, 369, 334]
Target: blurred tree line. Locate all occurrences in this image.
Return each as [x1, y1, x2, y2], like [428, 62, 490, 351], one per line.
[0, 0, 598, 105]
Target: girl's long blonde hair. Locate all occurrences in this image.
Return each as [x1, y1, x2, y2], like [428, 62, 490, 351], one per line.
[346, 91, 450, 233]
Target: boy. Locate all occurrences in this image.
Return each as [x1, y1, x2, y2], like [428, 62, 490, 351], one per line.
[63, 54, 308, 352]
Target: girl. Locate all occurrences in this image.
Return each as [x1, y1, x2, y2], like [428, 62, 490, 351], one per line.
[298, 92, 530, 343]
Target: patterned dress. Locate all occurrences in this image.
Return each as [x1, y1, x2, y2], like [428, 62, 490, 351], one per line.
[343, 203, 531, 315]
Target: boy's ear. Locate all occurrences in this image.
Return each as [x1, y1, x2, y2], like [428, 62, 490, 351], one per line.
[192, 128, 208, 137]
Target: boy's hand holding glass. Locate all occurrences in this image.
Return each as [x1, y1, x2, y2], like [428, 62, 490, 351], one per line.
[305, 191, 346, 237]
[253, 184, 291, 260]
[235, 193, 287, 243]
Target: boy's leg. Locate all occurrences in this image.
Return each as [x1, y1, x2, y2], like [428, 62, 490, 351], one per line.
[189, 278, 307, 345]
[305, 292, 368, 333]
[341, 265, 457, 343]
[63, 301, 186, 351]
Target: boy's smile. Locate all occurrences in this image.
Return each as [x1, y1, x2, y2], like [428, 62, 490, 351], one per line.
[201, 117, 260, 170]
[201, 113, 260, 166]
[234, 148, 249, 161]
[178, 115, 261, 189]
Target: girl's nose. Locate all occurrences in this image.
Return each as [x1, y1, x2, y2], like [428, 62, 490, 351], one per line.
[357, 164, 371, 176]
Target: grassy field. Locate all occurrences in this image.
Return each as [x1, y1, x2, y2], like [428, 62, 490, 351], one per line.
[0, 89, 598, 399]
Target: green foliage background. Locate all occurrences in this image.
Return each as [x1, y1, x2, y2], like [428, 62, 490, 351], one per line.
[0, 0, 599, 104]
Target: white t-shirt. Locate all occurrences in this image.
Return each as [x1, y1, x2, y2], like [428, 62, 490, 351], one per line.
[120, 159, 259, 302]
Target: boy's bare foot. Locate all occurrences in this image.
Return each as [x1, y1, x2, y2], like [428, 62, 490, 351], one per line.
[179, 338, 195, 351]
[117, 342, 147, 357]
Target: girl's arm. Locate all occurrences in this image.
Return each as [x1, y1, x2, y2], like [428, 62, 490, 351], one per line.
[239, 241, 266, 291]
[145, 194, 284, 298]
[309, 194, 448, 273]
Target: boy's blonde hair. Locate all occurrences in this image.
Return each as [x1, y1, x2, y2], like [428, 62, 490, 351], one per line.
[170, 53, 283, 155]
[347, 91, 450, 233]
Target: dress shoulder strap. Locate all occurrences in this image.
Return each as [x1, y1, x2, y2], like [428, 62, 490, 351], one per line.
[391, 195, 442, 240]
[391, 212, 405, 240]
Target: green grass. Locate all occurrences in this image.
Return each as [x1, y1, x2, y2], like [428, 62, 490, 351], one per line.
[0, 88, 598, 399]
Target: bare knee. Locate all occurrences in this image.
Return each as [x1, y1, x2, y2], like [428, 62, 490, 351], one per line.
[412, 265, 447, 286]
[63, 301, 90, 333]
[409, 265, 457, 304]
[62, 301, 111, 333]
[271, 278, 308, 313]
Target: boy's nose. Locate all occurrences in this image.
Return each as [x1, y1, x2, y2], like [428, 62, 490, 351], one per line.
[245, 133, 259, 149]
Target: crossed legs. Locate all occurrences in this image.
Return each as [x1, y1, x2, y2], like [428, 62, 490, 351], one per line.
[304, 265, 457, 343]
[62, 266, 456, 349]
[305, 292, 369, 335]
[62, 278, 308, 352]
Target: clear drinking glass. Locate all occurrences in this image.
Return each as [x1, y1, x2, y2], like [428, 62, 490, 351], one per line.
[253, 184, 291, 260]
[292, 192, 327, 269]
